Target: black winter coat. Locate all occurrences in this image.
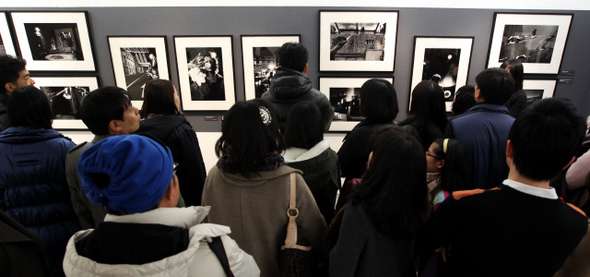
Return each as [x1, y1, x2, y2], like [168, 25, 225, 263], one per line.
[137, 114, 207, 206]
[261, 67, 333, 131]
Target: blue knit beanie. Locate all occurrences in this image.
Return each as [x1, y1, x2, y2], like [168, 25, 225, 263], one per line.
[77, 135, 174, 215]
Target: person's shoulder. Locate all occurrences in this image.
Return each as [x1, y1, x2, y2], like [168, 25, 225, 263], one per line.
[451, 187, 503, 201]
[67, 141, 90, 156]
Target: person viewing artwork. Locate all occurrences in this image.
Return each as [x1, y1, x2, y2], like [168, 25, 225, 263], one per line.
[202, 99, 327, 277]
[0, 86, 80, 276]
[337, 78, 398, 209]
[400, 80, 448, 151]
[283, 101, 340, 224]
[136, 79, 207, 207]
[0, 55, 36, 131]
[425, 138, 467, 212]
[66, 86, 142, 230]
[451, 85, 476, 116]
[187, 48, 225, 101]
[330, 129, 428, 276]
[445, 68, 515, 189]
[420, 98, 588, 276]
[501, 59, 528, 118]
[63, 135, 259, 276]
[261, 42, 333, 130]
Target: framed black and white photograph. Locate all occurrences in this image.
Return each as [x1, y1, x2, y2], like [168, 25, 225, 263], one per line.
[319, 11, 398, 72]
[35, 76, 99, 130]
[0, 12, 17, 56]
[174, 36, 235, 111]
[410, 37, 473, 112]
[522, 80, 556, 105]
[320, 77, 393, 131]
[108, 36, 170, 108]
[10, 11, 96, 71]
[241, 35, 300, 100]
[487, 13, 572, 74]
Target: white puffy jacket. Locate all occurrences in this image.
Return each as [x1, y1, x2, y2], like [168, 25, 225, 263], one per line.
[63, 206, 260, 276]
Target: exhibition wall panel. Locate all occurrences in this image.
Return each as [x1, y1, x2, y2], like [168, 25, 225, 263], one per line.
[4, 6, 590, 131]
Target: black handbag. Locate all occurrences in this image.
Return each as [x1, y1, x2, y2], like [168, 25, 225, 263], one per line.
[279, 173, 312, 277]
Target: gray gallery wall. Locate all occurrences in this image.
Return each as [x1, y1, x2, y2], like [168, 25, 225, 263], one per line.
[7, 6, 590, 132]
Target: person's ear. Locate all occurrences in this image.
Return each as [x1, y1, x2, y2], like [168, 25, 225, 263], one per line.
[108, 120, 122, 134]
[158, 174, 180, 208]
[506, 140, 513, 158]
[303, 63, 308, 74]
[437, 159, 445, 169]
[4, 83, 15, 94]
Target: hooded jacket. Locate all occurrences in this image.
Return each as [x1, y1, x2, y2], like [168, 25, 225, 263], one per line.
[63, 207, 260, 276]
[136, 114, 207, 206]
[284, 139, 340, 224]
[261, 67, 333, 130]
[0, 126, 80, 272]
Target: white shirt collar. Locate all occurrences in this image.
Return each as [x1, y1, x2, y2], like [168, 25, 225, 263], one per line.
[502, 179, 558, 200]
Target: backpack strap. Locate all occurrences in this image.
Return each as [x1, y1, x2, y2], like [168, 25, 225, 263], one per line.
[207, 236, 234, 277]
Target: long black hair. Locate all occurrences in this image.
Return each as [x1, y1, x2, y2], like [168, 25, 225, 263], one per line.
[359, 79, 399, 123]
[431, 138, 467, 192]
[501, 59, 524, 92]
[215, 99, 286, 177]
[403, 80, 448, 144]
[140, 79, 179, 118]
[353, 130, 427, 238]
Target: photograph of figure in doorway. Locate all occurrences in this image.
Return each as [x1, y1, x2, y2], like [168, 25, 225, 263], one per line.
[329, 87, 364, 122]
[422, 48, 461, 102]
[186, 47, 225, 101]
[329, 22, 386, 61]
[119, 47, 158, 100]
[499, 25, 558, 63]
[40, 86, 89, 119]
[24, 23, 84, 61]
[252, 47, 278, 99]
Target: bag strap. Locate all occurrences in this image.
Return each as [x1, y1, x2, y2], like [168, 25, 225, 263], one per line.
[207, 236, 234, 277]
[283, 173, 312, 251]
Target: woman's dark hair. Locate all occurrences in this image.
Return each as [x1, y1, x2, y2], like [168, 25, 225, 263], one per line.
[284, 101, 323, 149]
[353, 130, 427, 238]
[140, 79, 179, 118]
[367, 124, 407, 152]
[431, 138, 467, 192]
[452, 85, 476, 115]
[501, 59, 524, 91]
[360, 79, 399, 123]
[215, 99, 286, 177]
[403, 80, 448, 143]
[8, 86, 53, 129]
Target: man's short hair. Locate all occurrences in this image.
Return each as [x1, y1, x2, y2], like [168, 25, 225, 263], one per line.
[80, 86, 131, 135]
[509, 98, 586, 181]
[0, 55, 27, 95]
[277, 42, 308, 72]
[475, 68, 515, 105]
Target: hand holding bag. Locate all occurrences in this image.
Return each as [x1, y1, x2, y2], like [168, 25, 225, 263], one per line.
[279, 173, 312, 277]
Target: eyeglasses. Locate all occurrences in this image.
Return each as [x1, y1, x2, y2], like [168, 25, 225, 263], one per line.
[426, 151, 442, 160]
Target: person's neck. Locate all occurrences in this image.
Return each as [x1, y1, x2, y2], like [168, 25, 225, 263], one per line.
[507, 170, 551, 189]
